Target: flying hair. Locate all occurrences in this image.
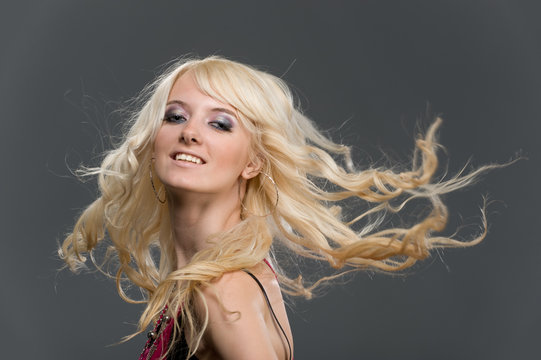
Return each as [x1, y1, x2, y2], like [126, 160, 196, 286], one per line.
[59, 56, 502, 358]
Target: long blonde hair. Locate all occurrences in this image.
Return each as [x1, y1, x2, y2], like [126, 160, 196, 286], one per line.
[60, 56, 498, 357]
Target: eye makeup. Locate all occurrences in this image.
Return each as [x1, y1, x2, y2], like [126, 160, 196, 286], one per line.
[163, 104, 188, 124]
[209, 114, 234, 132]
[162, 100, 238, 132]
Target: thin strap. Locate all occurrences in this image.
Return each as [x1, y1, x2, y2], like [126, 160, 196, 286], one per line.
[242, 269, 292, 360]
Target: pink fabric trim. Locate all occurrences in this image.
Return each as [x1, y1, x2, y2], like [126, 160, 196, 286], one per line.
[138, 307, 174, 360]
[263, 258, 277, 277]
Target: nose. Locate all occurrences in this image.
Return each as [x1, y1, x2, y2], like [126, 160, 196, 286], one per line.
[179, 119, 201, 145]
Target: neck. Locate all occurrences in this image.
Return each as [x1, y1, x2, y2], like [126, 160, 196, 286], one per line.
[169, 190, 243, 269]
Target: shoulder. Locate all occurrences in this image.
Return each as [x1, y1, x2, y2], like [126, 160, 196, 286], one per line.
[194, 264, 281, 360]
[198, 263, 278, 324]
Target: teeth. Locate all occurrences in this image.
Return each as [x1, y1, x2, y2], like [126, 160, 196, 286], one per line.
[175, 153, 202, 164]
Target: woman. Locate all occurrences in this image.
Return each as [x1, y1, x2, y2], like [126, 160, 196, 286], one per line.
[60, 56, 493, 359]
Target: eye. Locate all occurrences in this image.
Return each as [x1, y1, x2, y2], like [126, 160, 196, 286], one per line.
[210, 115, 233, 132]
[164, 112, 187, 124]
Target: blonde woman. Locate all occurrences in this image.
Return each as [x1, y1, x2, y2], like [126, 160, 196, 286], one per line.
[61, 56, 494, 360]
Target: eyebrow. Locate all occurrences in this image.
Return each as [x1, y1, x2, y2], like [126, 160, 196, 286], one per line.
[166, 100, 237, 118]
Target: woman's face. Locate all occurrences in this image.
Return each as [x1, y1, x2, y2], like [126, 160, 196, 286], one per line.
[153, 72, 259, 198]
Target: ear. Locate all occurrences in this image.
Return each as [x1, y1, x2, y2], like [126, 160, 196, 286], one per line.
[241, 154, 264, 180]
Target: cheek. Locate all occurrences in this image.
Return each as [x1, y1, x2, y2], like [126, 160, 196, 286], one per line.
[220, 141, 252, 172]
[152, 128, 173, 179]
[153, 127, 170, 155]
[226, 129, 253, 166]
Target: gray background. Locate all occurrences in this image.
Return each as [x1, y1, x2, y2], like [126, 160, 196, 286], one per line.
[1, 0, 539, 359]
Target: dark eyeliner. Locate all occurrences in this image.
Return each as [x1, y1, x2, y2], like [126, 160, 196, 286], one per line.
[163, 109, 187, 124]
[211, 115, 233, 132]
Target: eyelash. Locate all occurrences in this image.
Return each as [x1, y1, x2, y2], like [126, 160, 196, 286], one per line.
[163, 112, 233, 132]
[163, 113, 187, 124]
[210, 117, 233, 132]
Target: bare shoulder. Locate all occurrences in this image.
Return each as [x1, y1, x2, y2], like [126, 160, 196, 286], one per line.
[197, 262, 279, 323]
[193, 263, 290, 360]
[201, 268, 267, 315]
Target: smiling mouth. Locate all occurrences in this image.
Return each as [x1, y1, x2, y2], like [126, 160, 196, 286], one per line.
[173, 152, 204, 164]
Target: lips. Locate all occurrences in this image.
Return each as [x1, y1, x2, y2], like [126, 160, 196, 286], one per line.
[171, 152, 205, 164]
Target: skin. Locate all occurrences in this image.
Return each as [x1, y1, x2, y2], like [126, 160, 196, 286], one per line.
[152, 72, 293, 360]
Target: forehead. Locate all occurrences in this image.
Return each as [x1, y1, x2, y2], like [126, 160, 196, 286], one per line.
[167, 72, 236, 113]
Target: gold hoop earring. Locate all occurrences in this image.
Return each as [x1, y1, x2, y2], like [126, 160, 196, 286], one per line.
[149, 160, 166, 204]
[241, 172, 279, 217]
